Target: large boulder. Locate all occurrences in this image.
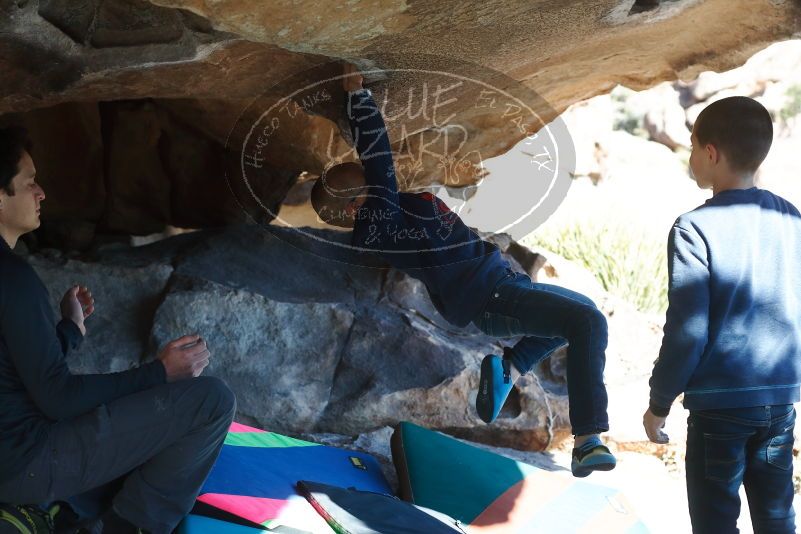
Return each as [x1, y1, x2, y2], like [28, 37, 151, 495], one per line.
[28, 255, 173, 373]
[684, 40, 801, 128]
[685, 40, 801, 105]
[15, 224, 664, 451]
[151, 277, 355, 431]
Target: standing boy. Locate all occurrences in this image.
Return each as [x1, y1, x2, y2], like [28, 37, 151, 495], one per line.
[644, 96, 798, 533]
[311, 64, 615, 477]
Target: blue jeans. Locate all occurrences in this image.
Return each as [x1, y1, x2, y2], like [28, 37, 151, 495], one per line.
[686, 405, 796, 534]
[473, 272, 609, 436]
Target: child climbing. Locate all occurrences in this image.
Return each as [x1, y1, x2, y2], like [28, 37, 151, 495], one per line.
[311, 63, 615, 477]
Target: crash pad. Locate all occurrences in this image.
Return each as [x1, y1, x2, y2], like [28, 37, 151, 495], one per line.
[391, 422, 649, 534]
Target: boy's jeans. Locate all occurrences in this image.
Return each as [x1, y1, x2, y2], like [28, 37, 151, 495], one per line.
[686, 405, 796, 534]
[472, 271, 609, 436]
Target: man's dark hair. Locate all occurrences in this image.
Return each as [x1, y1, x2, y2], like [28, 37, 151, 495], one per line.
[694, 96, 773, 174]
[0, 126, 33, 196]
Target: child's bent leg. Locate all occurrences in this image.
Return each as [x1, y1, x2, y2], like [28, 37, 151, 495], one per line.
[494, 281, 610, 435]
[480, 278, 613, 475]
[505, 336, 567, 376]
[563, 299, 610, 436]
[475, 336, 564, 424]
[554, 301, 616, 476]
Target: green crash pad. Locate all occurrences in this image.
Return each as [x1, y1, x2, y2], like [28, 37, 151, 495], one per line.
[391, 422, 649, 533]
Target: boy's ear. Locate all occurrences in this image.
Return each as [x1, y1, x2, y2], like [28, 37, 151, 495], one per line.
[706, 143, 719, 165]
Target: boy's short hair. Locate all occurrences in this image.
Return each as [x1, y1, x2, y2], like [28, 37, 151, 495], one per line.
[310, 162, 363, 218]
[0, 126, 33, 196]
[694, 96, 773, 173]
[310, 174, 330, 216]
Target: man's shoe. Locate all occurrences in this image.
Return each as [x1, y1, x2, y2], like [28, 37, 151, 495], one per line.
[476, 354, 515, 424]
[0, 503, 58, 533]
[571, 436, 617, 478]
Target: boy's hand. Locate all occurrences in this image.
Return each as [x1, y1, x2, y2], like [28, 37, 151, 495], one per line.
[643, 408, 669, 444]
[60, 285, 95, 336]
[343, 63, 363, 92]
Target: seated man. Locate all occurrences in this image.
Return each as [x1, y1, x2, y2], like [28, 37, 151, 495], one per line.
[310, 64, 615, 477]
[0, 126, 236, 534]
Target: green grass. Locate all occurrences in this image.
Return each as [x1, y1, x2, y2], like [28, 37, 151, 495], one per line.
[526, 220, 668, 315]
[610, 85, 648, 138]
[613, 113, 643, 136]
[779, 84, 801, 123]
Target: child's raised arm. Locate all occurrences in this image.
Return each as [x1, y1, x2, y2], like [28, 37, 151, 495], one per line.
[343, 63, 401, 211]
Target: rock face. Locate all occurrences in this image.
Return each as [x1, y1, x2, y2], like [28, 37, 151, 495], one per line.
[6, 0, 797, 114]
[120, 1, 801, 105]
[20, 224, 665, 451]
[151, 279, 355, 431]
[0, 0, 799, 237]
[30, 255, 174, 373]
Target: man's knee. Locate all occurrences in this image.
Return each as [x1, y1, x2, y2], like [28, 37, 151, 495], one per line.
[194, 376, 236, 421]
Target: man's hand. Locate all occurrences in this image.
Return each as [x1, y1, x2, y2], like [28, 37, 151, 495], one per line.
[60, 285, 95, 336]
[158, 334, 211, 382]
[343, 63, 363, 92]
[643, 408, 670, 444]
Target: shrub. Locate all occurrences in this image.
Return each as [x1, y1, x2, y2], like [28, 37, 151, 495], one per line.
[610, 85, 648, 138]
[779, 84, 801, 123]
[525, 219, 668, 315]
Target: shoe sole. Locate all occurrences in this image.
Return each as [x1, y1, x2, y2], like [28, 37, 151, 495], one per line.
[476, 356, 497, 424]
[571, 459, 617, 478]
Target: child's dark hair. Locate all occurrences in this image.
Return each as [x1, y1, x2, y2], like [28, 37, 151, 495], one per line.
[0, 126, 33, 196]
[310, 162, 363, 216]
[694, 96, 773, 173]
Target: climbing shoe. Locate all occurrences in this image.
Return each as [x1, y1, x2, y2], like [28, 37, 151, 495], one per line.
[571, 436, 617, 478]
[476, 354, 515, 424]
[0, 502, 58, 533]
